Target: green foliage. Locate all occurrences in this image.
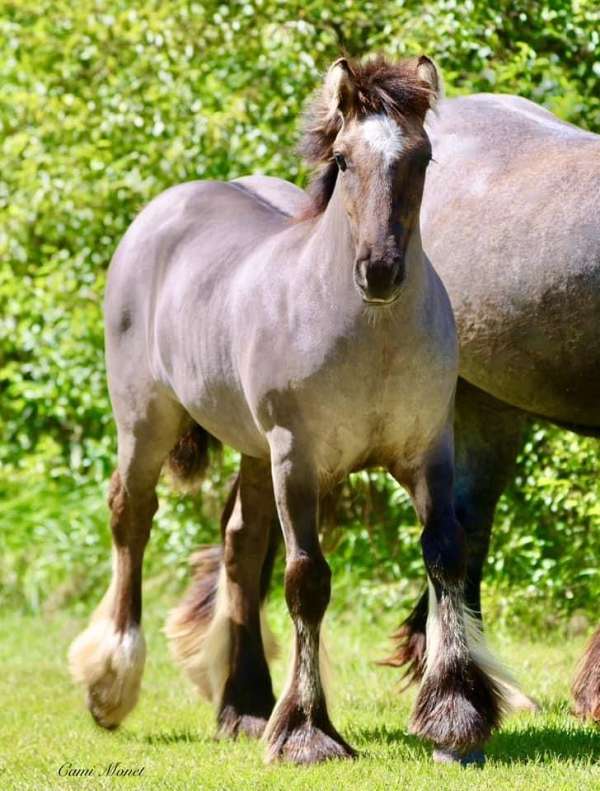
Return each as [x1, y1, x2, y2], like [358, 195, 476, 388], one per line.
[1, 1, 598, 617]
[490, 427, 600, 622]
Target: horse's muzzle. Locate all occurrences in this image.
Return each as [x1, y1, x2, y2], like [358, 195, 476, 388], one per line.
[354, 256, 404, 305]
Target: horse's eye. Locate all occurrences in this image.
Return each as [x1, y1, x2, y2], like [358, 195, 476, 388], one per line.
[334, 152, 347, 172]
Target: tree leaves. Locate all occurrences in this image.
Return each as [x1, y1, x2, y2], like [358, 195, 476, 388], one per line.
[1, 0, 598, 616]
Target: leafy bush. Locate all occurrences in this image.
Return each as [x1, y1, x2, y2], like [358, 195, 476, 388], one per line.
[1, 1, 598, 619]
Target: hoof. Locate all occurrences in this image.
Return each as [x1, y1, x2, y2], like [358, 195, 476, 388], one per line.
[266, 720, 356, 765]
[410, 659, 502, 749]
[68, 619, 146, 730]
[217, 709, 270, 740]
[91, 708, 121, 731]
[571, 627, 600, 722]
[572, 697, 600, 723]
[264, 696, 356, 766]
[433, 747, 486, 767]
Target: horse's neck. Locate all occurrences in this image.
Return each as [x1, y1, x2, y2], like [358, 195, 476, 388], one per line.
[307, 184, 430, 315]
[308, 187, 355, 293]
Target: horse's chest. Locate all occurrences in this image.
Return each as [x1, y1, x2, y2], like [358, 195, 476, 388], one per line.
[305, 339, 452, 479]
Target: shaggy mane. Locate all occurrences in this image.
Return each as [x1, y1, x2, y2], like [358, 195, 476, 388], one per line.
[298, 55, 434, 219]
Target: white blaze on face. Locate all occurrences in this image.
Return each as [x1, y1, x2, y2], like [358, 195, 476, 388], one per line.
[360, 114, 404, 165]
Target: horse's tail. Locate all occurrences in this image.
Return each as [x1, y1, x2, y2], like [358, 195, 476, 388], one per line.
[165, 475, 280, 702]
[165, 423, 221, 493]
[164, 544, 230, 701]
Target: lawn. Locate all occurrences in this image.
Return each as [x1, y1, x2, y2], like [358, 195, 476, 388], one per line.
[1, 592, 599, 791]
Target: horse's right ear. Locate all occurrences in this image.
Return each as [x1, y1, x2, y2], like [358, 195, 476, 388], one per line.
[324, 58, 356, 120]
[416, 56, 445, 109]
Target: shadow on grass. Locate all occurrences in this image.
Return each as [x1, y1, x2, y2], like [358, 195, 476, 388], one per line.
[121, 728, 210, 746]
[133, 728, 267, 749]
[353, 721, 600, 765]
[122, 719, 600, 765]
[489, 724, 600, 765]
[350, 724, 429, 758]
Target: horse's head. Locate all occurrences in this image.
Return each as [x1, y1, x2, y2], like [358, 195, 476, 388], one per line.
[300, 55, 442, 305]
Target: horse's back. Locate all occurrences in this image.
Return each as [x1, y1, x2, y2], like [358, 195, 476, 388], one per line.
[431, 93, 597, 146]
[233, 175, 309, 217]
[423, 94, 600, 426]
[108, 178, 289, 276]
[106, 179, 289, 325]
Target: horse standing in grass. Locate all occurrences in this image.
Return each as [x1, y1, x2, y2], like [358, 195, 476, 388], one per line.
[69, 55, 519, 764]
[190, 90, 600, 737]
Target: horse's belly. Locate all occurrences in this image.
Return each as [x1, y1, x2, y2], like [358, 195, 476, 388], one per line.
[454, 296, 600, 426]
[176, 381, 270, 458]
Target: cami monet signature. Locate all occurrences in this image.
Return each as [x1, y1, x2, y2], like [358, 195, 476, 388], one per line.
[57, 762, 145, 777]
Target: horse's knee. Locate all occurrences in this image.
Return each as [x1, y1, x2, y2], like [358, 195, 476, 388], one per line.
[284, 554, 331, 624]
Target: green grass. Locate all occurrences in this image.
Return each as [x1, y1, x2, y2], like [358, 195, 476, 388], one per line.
[1, 596, 599, 791]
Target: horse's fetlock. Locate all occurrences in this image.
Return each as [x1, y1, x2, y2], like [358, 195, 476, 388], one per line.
[69, 619, 146, 729]
[411, 654, 502, 749]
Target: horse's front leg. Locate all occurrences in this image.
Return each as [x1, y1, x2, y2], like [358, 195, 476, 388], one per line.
[397, 430, 508, 765]
[264, 427, 356, 764]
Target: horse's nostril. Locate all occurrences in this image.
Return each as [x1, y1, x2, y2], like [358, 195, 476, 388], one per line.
[366, 261, 393, 290]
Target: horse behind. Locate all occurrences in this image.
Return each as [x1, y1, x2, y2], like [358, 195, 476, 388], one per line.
[69, 55, 518, 765]
[389, 91, 600, 725]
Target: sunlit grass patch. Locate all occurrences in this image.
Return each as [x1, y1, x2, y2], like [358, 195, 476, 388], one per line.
[0, 598, 598, 791]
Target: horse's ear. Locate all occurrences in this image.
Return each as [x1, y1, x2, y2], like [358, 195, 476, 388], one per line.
[416, 55, 444, 109]
[324, 57, 356, 120]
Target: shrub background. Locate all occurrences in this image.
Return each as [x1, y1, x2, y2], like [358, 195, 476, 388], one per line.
[1, 0, 598, 619]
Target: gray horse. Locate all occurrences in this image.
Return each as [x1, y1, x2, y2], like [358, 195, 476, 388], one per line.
[69, 56, 517, 764]
[170, 88, 599, 757]
[387, 92, 600, 725]
[227, 92, 600, 724]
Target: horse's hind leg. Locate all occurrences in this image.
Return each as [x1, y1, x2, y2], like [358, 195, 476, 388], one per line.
[572, 627, 600, 721]
[69, 393, 184, 729]
[166, 455, 278, 739]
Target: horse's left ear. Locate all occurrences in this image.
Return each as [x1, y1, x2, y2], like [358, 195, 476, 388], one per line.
[324, 57, 356, 121]
[416, 56, 444, 109]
